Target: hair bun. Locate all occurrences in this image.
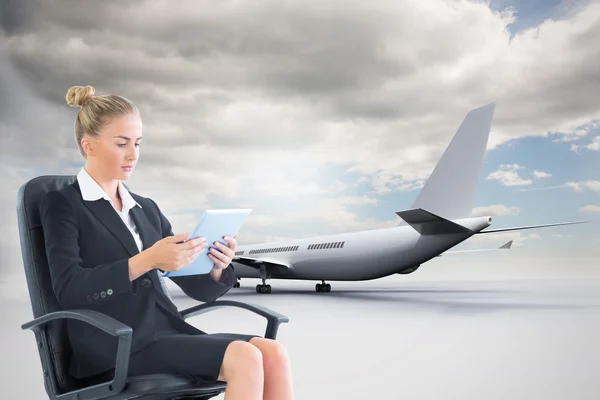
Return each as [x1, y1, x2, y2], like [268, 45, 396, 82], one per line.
[66, 85, 96, 107]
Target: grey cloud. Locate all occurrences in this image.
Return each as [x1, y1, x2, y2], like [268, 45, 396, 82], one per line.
[4, 0, 599, 148]
[2, 1, 417, 117]
[1, 0, 600, 204]
[0, 0, 31, 35]
[0, 41, 75, 165]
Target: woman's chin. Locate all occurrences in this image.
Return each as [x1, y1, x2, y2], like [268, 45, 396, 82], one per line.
[119, 169, 134, 179]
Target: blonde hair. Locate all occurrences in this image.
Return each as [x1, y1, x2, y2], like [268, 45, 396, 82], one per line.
[65, 85, 139, 158]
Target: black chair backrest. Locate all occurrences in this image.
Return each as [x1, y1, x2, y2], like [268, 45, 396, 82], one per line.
[16, 175, 79, 393]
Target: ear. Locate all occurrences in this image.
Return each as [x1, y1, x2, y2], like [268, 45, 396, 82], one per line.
[81, 136, 97, 157]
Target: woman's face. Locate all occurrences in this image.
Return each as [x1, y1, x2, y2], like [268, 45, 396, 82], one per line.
[83, 113, 143, 181]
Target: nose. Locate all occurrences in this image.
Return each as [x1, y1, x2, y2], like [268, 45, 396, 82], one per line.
[126, 146, 137, 161]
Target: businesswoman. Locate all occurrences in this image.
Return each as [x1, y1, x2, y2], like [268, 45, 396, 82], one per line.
[38, 85, 293, 400]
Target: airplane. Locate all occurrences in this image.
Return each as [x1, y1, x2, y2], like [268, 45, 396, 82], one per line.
[228, 102, 589, 293]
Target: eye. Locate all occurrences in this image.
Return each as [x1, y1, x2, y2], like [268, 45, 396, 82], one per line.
[118, 143, 127, 147]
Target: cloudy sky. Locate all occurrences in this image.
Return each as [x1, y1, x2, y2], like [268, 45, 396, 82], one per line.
[1, 0, 599, 281]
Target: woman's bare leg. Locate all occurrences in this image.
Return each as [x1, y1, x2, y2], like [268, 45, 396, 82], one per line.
[249, 337, 294, 400]
[218, 341, 264, 400]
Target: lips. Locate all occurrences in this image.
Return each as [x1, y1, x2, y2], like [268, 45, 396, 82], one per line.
[122, 165, 134, 170]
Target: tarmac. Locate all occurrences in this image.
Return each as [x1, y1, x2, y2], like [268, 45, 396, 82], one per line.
[2, 254, 599, 399]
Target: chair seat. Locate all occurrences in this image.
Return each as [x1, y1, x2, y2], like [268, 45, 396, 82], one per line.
[114, 373, 226, 399]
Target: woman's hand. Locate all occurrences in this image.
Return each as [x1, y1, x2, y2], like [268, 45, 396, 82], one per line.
[148, 233, 207, 272]
[208, 235, 237, 270]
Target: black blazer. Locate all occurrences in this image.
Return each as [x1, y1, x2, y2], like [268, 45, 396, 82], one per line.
[39, 180, 236, 379]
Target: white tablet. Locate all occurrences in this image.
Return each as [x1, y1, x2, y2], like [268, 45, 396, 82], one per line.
[162, 208, 252, 277]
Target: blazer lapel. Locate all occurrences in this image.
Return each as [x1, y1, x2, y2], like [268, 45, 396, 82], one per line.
[129, 206, 155, 251]
[74, 181, 140, 257]
[83, 199, 140, 256]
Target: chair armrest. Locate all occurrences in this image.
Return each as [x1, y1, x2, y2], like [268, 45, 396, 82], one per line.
[21, 309, 132, 400]
[179, 300, 290, 339]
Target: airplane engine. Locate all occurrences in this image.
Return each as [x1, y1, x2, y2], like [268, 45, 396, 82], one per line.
[397, 264, 420, 274]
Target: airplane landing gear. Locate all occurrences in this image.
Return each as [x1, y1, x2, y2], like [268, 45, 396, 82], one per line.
[256, 279, 271, 293]
[316, 280, 331, 292]
[256, 265, 272, 293]
[234, 281, 240, 288]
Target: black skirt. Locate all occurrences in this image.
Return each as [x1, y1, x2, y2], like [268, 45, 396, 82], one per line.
[126, 306, 258, 382]
[85, 306, 258, 384]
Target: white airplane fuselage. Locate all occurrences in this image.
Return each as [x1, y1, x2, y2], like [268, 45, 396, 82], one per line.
[231, 216, 492, 282]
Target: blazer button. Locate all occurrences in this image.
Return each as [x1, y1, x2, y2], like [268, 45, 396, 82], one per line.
[100, 291, 107, 298]
[107, 289, 113, 295]
[93, 293, 99, 300]
[141, 278, 152, 288]
[86, 295, 93, 302]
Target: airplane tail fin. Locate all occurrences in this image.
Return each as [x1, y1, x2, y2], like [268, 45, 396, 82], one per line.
[411, 102, 496, 220]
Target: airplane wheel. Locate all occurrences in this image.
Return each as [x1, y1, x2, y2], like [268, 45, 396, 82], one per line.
[234, 282, 240, 288]
[315, 283, 331, 292]
[256, 284, 271, 293]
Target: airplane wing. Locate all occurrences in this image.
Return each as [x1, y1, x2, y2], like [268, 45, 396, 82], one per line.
[437, 240, 512, 257]
[475, 220, 589, 234]
[232, 256, 292, 269]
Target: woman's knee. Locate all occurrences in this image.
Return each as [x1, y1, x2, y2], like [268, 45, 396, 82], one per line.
[219, 340, 263, 381]
[250, 337, 290, 369]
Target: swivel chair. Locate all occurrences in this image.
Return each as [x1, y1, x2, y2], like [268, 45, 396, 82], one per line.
[16, 175, 290, 400]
